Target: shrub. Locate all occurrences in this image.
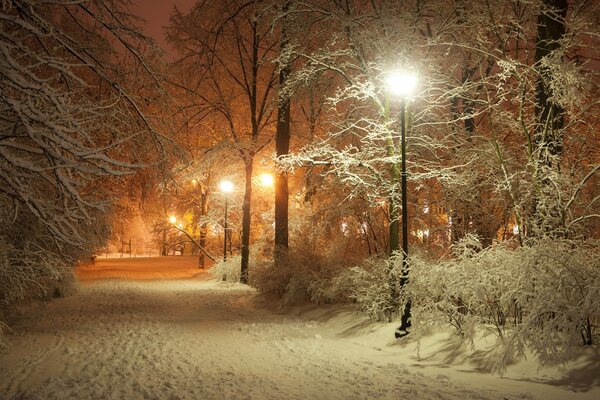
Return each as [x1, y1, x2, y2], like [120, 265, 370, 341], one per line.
[408, 235, 600, 371]
[310, 255, 404, 321]
[250, 245, 352, 306]
[308, 234, 599, 370]
[0, 237, 77, 309]
[209, 256, 242, 283]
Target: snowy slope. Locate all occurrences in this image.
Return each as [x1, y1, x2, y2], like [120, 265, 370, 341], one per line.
[0, 256, 597, 399]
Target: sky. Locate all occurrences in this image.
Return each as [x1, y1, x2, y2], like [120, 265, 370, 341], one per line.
[131, 0, 196, 57]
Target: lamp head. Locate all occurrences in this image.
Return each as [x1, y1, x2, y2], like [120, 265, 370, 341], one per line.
[219, 180, 234, 193]
[259, 173, 274, 187]
[386, 71, 418, 98]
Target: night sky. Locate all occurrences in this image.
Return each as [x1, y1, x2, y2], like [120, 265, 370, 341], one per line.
[131, 0, 195, 56]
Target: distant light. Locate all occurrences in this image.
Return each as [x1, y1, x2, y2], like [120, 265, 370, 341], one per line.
[259, 173, 274, 187]
[219, 180, 234, 193]
[513, 225, 519, 235]
[191, 179, 198, 186]
[169, 215, 177, 224]
[386, 71, 418, 97]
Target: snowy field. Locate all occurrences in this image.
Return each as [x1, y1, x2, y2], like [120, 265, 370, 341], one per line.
[0, 256, 598, 400]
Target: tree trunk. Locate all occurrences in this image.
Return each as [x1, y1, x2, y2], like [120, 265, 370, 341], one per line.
[388, 172, 400, 255]
[275, 2, 291, 265]
[198, 189, 209, 269]
[240, 158, 253, 284]
[275, 93, 290, 263]
[534, 0, 567, 157]
[161, 229, 167, 256]
[529, 0, 568, 238]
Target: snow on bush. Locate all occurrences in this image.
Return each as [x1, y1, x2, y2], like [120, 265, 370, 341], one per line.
[406, 235, 599, 371]
[210, 256, 242, 283]
[0, 236, 78, 349]
[250, 247, 348, 306]
[310, 255, 403, 322]
[0, 238, 77, 307]
[310, 234, 599, 371]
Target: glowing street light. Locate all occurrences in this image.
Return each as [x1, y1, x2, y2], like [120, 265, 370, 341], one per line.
[259, 173, 274, 187]
[169, 215, 177, 224]
[219, 180, 234, 194]
[386, 71, 418, 98]
[386, 69, 417, 338]
[219, 180, 234, 261]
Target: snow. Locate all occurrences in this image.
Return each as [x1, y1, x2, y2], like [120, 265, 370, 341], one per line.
[1, 256, 598, 399]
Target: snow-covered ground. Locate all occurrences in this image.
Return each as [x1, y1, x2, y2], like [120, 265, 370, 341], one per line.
[0, 256, 598, 399]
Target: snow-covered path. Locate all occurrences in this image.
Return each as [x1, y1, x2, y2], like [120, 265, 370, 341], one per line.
[0, 257, 598, 399]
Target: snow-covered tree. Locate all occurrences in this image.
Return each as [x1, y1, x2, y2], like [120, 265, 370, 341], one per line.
[0, 0, 167, 309]
[271, 0, 598, 339]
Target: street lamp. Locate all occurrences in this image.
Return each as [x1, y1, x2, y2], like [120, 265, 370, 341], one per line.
[219, 180, 234, 261]
[386, 70, 417, 338]
[258, 173, 274, 188]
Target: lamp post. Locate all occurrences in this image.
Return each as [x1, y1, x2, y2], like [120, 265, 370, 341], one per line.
[219, 180, 234, 262]
[386, 71, 417, 337]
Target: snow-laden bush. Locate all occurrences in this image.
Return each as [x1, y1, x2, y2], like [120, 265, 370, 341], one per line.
[210, 256, 242, 283]
[318, 235, 598, 370]
[310, 255, 403, 321]
[407, 235, 599, 371]
[0, 237, 77, 309]
[250, 247, 348, 305]
[0, 234, 78, 350]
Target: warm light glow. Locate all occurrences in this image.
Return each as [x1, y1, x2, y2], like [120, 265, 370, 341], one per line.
[512, 225, 519, 235]
[259, 173, 274, 187]
[169, 215, 177, 224]
[386, 71, 418, 97]
[191, 179, 198, 186]
[219, 180, 234, 193]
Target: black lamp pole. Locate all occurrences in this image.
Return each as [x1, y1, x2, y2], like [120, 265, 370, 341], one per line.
[397, 100, 411, 337]
[401, 102, 408, 270]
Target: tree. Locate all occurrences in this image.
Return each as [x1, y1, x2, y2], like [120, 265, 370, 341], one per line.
[0, 0, 167, 309]
[274, 1, 292, 264]
[0, 0, 166, 250]
[167, 0, 279, 282]
[277, 0, 599, 332]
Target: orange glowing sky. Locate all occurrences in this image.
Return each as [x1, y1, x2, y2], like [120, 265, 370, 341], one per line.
[132, 0, 196, 57]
